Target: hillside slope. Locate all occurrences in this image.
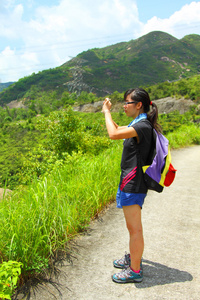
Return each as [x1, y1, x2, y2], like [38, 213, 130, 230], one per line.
[74, 31, 200, 95]
[0, 31, 200, 105]
[0, 82, 15, 92]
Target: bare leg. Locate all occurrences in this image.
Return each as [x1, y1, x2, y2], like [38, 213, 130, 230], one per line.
[123, 204, 144, 271]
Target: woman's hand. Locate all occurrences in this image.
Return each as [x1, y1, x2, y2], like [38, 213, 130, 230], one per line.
[102, 98, 112, 113]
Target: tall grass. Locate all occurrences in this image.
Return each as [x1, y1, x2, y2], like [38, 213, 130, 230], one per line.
[0, 121, 200, 296]
[166, 124, 200, 148]
[0, 142, 122, 272]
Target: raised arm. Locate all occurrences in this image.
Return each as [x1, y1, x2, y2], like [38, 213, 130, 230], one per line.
[112, 120, 127, 130]
[102, 98, 138, 140]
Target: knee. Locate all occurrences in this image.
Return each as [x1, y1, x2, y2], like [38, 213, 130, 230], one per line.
[126, 223, 143, 236]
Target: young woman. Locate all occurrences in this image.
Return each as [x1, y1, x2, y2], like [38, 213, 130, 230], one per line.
[102, 88, 161, 284]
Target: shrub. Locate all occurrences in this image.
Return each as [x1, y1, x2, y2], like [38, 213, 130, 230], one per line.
[0, 261, 23, 300]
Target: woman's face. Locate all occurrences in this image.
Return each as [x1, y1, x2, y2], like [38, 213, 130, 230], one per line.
[124, 94, 142, 118]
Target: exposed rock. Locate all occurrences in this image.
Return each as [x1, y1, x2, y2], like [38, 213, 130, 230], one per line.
[6, 97, 195, 115]
[153, 97, 194, 114]
[73, 100, 104, 113]
[6, 100, 27, 109]
[73, 97, 194, 114]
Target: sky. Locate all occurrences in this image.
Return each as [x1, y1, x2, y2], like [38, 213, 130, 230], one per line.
[0, 0, 200, 83]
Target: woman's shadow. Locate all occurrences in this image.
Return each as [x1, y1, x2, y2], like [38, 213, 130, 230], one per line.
[135, 259, 193, 288]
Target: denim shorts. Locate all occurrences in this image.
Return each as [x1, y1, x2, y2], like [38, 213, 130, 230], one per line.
[116, 187, 146, 209]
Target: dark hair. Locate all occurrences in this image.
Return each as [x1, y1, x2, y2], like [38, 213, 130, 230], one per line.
[124, 88, 161, 132]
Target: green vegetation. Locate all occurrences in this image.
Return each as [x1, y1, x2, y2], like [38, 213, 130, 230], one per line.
[0, 107, 112, 188]
[0, 100, 200, 189]
[0, 82, 15, 93]
[159, 108, 199, 134]
[0, 143, 121, 298]
[0, 261, 23, 300]
[0, 30, 200, 298]
[0, 119, 44, 189]
[166, 124, 200, 148]
[1, 31, 200, 103]
[146, 75, 200, 101]
[1, 74, 200, 130]
[0, 105, 199, 298]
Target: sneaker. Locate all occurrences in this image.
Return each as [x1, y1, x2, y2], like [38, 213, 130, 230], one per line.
[113, 253, 142, 270]
[113, 253, 131, 269]
[112, 267, 143, 284]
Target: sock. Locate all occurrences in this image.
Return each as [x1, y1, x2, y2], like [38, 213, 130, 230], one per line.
[130, 266, 140, 273]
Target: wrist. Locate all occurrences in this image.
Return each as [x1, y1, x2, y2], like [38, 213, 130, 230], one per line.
[104, 110, 110, 114]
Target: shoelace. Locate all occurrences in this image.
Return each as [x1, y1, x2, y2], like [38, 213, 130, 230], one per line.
[117, 267, 132, 278]
[116, 252, 128, 264]
[124, 253, 130, 264]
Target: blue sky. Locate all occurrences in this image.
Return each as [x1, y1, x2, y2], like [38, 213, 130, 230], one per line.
[137, 0, 196, 21]
[0, 0, 200, 82]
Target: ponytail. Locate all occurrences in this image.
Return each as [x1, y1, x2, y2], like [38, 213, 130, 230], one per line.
[147, 102, 162, 133]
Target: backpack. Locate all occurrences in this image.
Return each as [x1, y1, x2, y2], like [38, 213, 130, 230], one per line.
[142, 129, 177, 193]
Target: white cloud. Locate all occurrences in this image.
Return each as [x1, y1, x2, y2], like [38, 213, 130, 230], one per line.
[0, 46, 39, 82]
[0, 0, 200, 82]
[138, 2, 200, 38]
[0, 0, 141, 82]
[29, 0, 139, 41]
[0, 4, 24, 39]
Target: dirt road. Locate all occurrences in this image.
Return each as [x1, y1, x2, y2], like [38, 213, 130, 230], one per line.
[29, 145, 200, 300]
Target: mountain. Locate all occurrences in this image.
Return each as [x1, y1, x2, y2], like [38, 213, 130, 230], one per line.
[0, 82, 15, 92]
[0, 31, 200, 105]
[73, 31, 200, 95]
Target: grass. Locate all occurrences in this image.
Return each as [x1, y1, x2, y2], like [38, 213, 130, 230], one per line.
[1, 123, 200, 272]
[0, 143, 122, 274]
[0, 121, 200, 298]
[166, 124, 200, 149]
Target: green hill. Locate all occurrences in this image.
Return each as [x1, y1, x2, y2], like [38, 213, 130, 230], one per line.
[0, 82, 15, 92]
[1, 31, 200, 105]
[75, 31, 200, 94]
